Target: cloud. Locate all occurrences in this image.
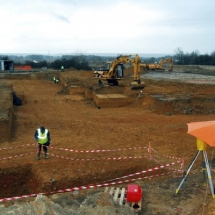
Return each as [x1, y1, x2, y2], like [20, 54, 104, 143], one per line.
[51, 13, 70, 23]
[0, 0, 215, 54]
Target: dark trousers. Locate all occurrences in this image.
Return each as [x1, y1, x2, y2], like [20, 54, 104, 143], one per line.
[38, 144, 48, 154]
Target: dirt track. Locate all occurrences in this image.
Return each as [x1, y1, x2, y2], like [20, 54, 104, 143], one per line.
[1, 67, 215, 214]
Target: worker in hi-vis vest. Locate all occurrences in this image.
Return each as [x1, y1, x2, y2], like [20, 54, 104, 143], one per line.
[34, 126, 51, 160]
[53, 77, 59, 84]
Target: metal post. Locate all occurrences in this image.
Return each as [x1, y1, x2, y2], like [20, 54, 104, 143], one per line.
[203, 151, 215, 198]
[176, 150, 201, 194]
[135, 91, 143, 102]
[176, 150, 215, 198]
[202, 160, 206, 186]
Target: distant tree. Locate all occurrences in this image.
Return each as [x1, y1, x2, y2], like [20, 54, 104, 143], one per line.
[61, 55, 73, 60]
[26, 55, 43, 61]
[24, 60, 48, 68]
[211, 51, 215, 65]
[49, 55, 91, 70]
[149, 57, 156, 63]
[196, 54, 212, 65]
[189, 51, 199, 64]
[183, 53, 190, 65]
[211, 51, 215, 57]
[37, 61, 48, 68]
[174, 47, 184, 64]
[173, 48, 215, 65]
[0, 55, 9, 60]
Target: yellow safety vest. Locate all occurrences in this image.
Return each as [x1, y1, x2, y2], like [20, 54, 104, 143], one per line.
[37, 128, 48, 144]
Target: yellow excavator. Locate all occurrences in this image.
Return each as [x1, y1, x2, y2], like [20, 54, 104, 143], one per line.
[94, 54, 145, 90]
[146, 57, 174, 71]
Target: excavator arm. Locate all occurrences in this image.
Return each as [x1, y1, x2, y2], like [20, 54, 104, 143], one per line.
[107, 55, 132, 79]
[94, 54, 145, 89]
[130, 54, 145, 90]
[158, 58, 174, 71]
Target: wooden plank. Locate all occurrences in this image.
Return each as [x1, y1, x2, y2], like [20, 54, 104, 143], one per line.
[104, 187, 141, 212]
[109, 187, 115, 195]
[119, 188, 125, 205]
[113, 187, 120, 202]
[125, 201, 131, 207]
[131, 199, 142, 212]
[104, 187, 108, 193]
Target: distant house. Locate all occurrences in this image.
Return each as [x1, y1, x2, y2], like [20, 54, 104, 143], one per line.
[0, 60, 14, 71]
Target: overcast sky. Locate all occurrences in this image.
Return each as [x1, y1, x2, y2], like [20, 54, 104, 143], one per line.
[0, 0, 214, 55]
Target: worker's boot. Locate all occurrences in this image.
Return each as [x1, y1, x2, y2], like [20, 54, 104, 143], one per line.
[36, 153, 40, 160]
[45, 153, 48, 159]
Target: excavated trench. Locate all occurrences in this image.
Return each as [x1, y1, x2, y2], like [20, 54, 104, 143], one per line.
[140, 70, 215, 115]
[144, 93, 215, 115]
[0, 164, 41, 199]
[0, 160, 165, 201]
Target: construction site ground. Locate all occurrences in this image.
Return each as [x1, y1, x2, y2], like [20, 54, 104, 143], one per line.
[1, 65, 215, 214]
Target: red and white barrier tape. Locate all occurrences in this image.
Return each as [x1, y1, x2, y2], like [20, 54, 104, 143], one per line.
[0, 144, 35, 151]
[50, 153, 149, 161]
[148, 153, 185, 172]
[149, 145, 183, 161]
[0, 144, 184, 168]
[148, 143, 184, 172]
[49, 146, 147, 153]
[92, 162, 182, 184]
[0, 152, 34, 161]
[0, 171, 172, 203]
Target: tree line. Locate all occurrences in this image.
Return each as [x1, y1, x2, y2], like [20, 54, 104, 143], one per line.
[174, 48, 215, 65]
[26, 55, 92, 70]
[1, 49, 215, 69]
[0, 55, 92, 70]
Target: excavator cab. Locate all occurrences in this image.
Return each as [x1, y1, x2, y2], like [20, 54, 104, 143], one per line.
[107, 64, 124, 86]
[97, 64, 124, 86]
[116, 64, 124, 78]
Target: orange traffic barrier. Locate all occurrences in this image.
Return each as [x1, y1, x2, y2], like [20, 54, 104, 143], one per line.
[14, 65, 32, 70]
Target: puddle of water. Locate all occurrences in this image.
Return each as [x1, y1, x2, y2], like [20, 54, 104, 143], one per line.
[141, 71, 215, 85]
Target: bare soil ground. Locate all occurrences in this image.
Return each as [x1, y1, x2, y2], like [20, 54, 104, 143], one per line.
[1, 67, 215, 214]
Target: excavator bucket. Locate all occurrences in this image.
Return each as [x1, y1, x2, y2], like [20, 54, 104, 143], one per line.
[130, 81, 145, 90]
